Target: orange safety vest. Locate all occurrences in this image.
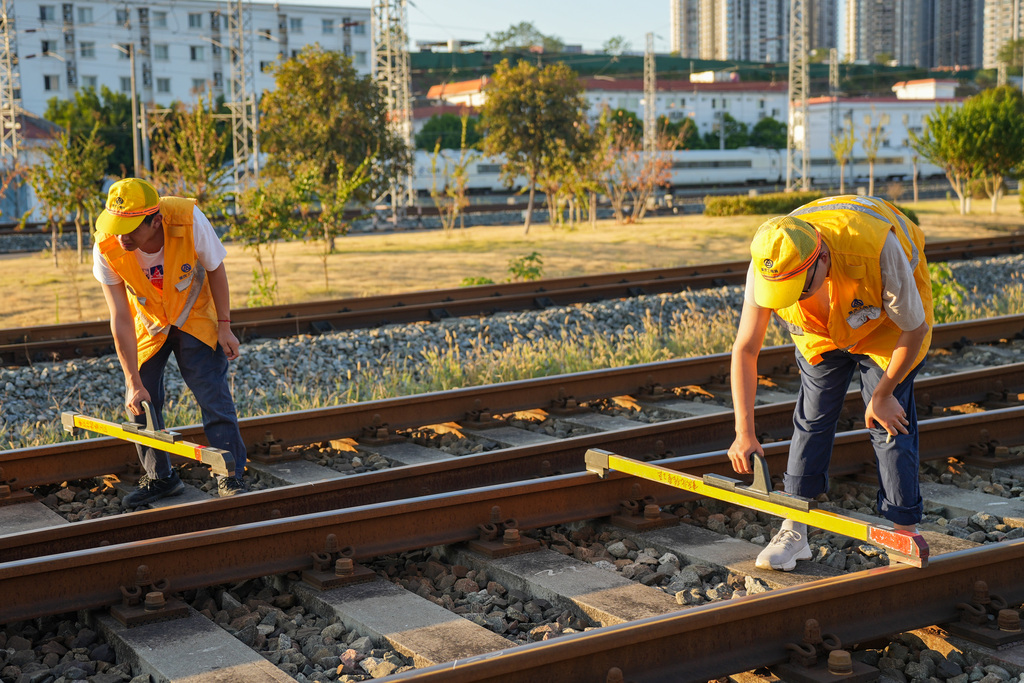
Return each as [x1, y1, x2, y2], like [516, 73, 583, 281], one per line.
[773, 195, 933, 376]
[98, 197, 219, 367]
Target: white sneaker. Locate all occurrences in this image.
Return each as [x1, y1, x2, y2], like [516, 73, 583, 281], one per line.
[756, 529, 812, 571]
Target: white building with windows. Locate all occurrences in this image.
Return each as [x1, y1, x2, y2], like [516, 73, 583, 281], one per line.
[13, 0, 372, 117]
[422, 76, 790, 139]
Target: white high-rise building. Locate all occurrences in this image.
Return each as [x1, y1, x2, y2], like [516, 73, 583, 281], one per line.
[696, 0, 789, 62]
[983, 0, 1024, 69]
[670, 0, 701, 57]
[12, 0, 372, 117]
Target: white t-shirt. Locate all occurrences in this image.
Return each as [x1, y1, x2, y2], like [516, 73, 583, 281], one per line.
[92, 205, 226, 289]
[744, 232, 926, 331]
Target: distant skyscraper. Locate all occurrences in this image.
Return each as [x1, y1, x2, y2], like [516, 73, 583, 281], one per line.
[895, 0, 932, 68]
[808, 0, 839, 52]
[983, 0, 1024, 69]
[671, 0, 701, 57]
[932, 0, 984, 68]
[693, 0, 789, 62]
[847, 0, 982, 68]
[845, 0, 897, 63]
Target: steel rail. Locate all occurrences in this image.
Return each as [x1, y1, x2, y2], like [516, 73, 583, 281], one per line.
[2, 314, 1023, 495]
[4, 234, 1022, 365]
[0, 265, 743, 365]
[384, 541, 1024, 683]
[2, 407, 1023, 626]
[2, 402, 1023, 586]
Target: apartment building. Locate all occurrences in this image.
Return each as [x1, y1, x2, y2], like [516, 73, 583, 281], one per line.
[983, 0, 1024, 69]
[13, 0, 372, 117]
[672, 0, 838, 63]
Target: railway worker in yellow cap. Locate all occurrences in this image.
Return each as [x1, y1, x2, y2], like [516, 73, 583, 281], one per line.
[91, 177, 248, 507]
[728, 195, 933, 571]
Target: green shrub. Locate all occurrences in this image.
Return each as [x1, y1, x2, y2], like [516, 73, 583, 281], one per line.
[460, 276, 496, 287]
[703, 191, 823, 216]
[929, 262, 967, 323]
[894, 205, 919, 225]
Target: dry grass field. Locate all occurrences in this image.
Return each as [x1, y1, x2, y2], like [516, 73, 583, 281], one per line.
[2, 195, 1022, 330]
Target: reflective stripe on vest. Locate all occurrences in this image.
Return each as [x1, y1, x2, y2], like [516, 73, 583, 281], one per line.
[172, 263, 206, 329]
[791, 196, 918, 269]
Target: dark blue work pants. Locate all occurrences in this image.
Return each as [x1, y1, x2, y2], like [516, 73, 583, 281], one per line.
[785, 348, 923, 526]
[132, 327, 247, 479]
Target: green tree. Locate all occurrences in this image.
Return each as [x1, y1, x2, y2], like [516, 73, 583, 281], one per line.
[259, 45, 408, 207]
[315, 156, 374, 294]
[701, 113, 748, 149]
[910, 104, 981, 215]
[961, 86, 1024, 214]
[602, 36, 632, 56]
[480, 59, 590, 234]
[997, 38, 1024, 69]
[830, 127, 855, 194]
[415, 113, 482, 150]
[604, 108, 643, 144]
[429, 113, 476, 234]
[657, 116, 700, 150]
[485, 21, 563, 52]
[234, 179, 294, 306]
[749, 117, 787, 149]
[148, 92, 232, 220]
[45, 86, 134, 177]
[861, 109, 889, 197]
[26, 126, 110, 266]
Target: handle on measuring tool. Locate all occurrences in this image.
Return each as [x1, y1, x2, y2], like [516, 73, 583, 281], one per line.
[702, 453, 818, 513]
[121, 401, 178, 443]
[61, 402, 235, 477]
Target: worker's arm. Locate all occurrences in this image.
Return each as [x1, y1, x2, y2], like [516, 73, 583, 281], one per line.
[727, 302, 774, 474]
[206, 263, 239, 360]
[101, 281, 150, 416]
[864, 320, 929, 438]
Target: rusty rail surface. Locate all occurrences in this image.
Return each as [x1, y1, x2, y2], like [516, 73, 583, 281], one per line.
[3, 400, 1022, 563]
[0, 405, 1019, 663]
[3, 233, 1022, 365]
[2, 314, 1023, 495]
[385, 541, 1024, 683]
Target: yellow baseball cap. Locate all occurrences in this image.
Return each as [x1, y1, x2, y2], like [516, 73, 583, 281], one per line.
[96, 178, 161, 235]
[750, 215, 821, 310]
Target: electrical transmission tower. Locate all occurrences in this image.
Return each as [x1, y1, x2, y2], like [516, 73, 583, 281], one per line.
[785, 0, 810, 192]
[643, 32, 656, 154]
[227, 0, 258, 196]
[372, 0, 414, 213]
[0, 0, 20, 160]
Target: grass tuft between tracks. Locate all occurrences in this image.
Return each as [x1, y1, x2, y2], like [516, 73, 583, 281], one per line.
[7, 281, 1024, 451]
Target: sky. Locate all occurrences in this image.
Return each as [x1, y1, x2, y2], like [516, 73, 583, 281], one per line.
[283, 0, 671, 54]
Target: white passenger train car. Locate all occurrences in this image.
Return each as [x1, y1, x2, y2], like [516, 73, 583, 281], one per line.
[412, 148, 944, 194]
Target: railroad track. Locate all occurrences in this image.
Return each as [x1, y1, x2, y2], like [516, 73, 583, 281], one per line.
[3, 233, 1024, 367]
[3, 314, 1024, 681]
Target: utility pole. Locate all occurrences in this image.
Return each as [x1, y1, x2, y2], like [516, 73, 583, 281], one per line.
[643, 32, 656, 154]
[372, 0, 414, 215]
[829, 47, 838, 187]
[0, 0, 20, 160]
[128, 44, 140, 176]
[785, 0, 810, 192]
[227, 0, 258, 201]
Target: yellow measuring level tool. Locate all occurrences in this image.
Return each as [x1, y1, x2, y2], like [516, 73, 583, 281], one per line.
[62, 402, 234, 477]
[584, 448, 928, 568]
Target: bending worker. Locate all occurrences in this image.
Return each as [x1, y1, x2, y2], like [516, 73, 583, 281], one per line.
[92, 177, 248, 507]
[728, 195, 932, 571]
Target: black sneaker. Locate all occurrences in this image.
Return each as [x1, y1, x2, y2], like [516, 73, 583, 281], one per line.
[217, 476, 247, 497]
[123, 472, 185, 508]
